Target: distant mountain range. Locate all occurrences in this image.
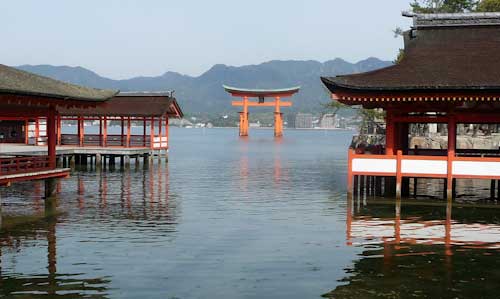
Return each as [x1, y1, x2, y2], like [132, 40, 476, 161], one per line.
[15, 58, 392, 114]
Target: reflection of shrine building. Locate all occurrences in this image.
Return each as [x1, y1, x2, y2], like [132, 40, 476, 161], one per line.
[325, 197, 500, 298]
[66, 162, 179, 223]
[347, 197, 500, 249]
[0, 206, 111, 297]
[0, 161, 178, 296]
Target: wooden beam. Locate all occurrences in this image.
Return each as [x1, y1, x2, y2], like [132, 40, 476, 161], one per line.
[232, 101, 292, 107]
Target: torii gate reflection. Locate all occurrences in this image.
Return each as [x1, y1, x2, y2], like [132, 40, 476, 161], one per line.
[223, 85, 300, 137]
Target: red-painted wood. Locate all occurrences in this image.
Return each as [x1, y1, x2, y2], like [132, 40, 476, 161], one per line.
[150, 117, 155, 149]
[47, 108, 57, 168]
[103, 116, 108, 147]
[127, 117, 131, 147]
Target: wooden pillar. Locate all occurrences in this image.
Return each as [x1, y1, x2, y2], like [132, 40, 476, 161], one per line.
[497, 180, 500, 200]
[396, 150, 402, 199]
[376, 177, 383, 196]
[158, 116, 163, 147]
[274, 96, 283, 137]
[385, 111, 395, 155]
[57, 115, 62, 146]
[121, 117, 125, 147]
[124, 155, 131, 169]
[239, 96, 249, 136]
[165, 117, 169, 149]
[35, 117, 40, 146]
[24, 119, 29, 144]
[99, 117, 103, 146]
[413, 178, 418, 198]
[366, 176, 372, 196]
[126, 117, 131, 147]
[353, 175, 359, 196]
[96, 153, 102, 168]
[143, 117, 147, 147]
[395, 199, 401, 246]
[447, 116, 456, 201]
[346, 193, 353, 246]
[359, 175, 365, 196]
[45, 178, 57, 199]
[445, 200, 453, 256]
[347, 149, 353, 194]
[103, 116, 108, 147]
[47, 108, 57, 169]
[398, 122, 410, 197]
[150, 117, 155, 150]
[78, 116, 84, 147]
[491, 180, 496, 200]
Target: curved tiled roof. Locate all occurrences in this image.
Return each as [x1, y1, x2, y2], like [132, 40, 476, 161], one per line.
[322, 13, 500, 94]
[58, 92, 183, 118]
[223, 85, 300, 97]
[0, 64, 118, 101]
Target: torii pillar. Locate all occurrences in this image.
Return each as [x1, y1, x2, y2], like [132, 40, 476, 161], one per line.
[224, 85, 300, 137]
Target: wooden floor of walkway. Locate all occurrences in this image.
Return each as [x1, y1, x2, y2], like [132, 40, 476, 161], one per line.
[0, 144, 154, 156]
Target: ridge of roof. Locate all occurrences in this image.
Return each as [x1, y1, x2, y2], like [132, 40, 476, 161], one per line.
[223, 85, 301, 94]
[117, 91, 175, 97]
[403, 11, 500, 28]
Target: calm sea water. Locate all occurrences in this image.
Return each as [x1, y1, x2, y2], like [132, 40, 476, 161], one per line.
[1, 128, 499, 298]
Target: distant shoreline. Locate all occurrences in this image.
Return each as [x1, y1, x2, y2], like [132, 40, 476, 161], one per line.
[173, 126, 356, 132]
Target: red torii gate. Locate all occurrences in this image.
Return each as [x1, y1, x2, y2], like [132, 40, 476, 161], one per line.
[224, 85, 300, 137]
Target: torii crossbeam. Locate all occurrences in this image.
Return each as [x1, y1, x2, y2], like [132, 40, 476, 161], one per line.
[223, 85, 300, 137]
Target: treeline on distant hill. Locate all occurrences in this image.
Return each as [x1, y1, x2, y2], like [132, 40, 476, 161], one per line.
[16, 58, 391, 115]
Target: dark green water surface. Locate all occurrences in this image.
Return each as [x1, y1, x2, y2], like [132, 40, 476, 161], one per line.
[1, 128, 499, 298]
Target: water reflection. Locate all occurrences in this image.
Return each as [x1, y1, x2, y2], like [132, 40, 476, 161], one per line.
[64, 162, 178, 223]
[0, 161, 177, 297]
[0, 201, 111, 298]
[325, 196, 500, 298]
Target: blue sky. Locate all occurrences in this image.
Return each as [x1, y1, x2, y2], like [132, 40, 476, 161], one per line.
[1, 0, 413, 79]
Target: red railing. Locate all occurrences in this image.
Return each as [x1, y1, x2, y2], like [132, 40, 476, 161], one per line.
[60, 134, 152, 147]
[0, 156, 51, 176]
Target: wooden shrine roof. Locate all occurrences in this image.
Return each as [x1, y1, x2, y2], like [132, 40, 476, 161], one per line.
[321, 12, 500, 103]
[223, 85, 300, 97]
[57, 92, 183, 118]
[0, 64, 118, 101]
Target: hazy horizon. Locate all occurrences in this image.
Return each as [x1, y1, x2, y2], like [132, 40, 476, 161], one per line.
[1, 0, 413, 79]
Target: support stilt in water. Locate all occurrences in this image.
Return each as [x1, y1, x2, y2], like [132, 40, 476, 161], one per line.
[375, 177, 382, 197]
[96, 153, 102, 168]
[497, 180, 500, 200]
[124, 155, 131, 169]
[402, 177, 410, 197]
[353, 175, 359, 196]
[44, 178, 57, 199]
[69, 155, 75, 169]
[366, 176, 371, 196]
[413, 178, 418, 198]
[491, 180, 496, 200]
[56, 156, 63, 168]
[443, 179, 449, 201]
[359, 176, 365, 197]
[452, 178, 457, 200]
[384, 177, 396, 197]
[396, 150, 402, 200]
